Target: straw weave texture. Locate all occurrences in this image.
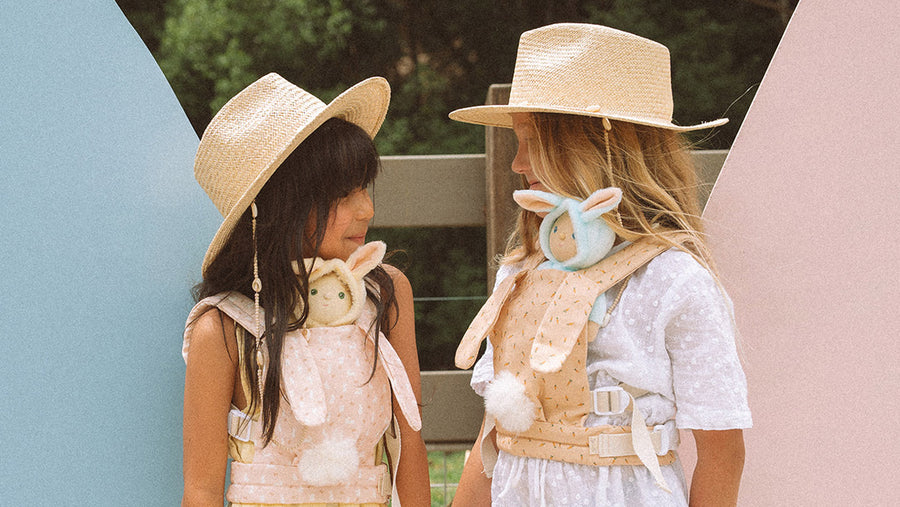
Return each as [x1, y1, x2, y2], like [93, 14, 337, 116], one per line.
[450, 23, 726, 131]
[194, 73, 390, 274]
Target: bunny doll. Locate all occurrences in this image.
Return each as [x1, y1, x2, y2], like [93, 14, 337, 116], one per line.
[456, 188, 677, 490]
[516, 187, 623, 273]
[186, 241, 421, 503]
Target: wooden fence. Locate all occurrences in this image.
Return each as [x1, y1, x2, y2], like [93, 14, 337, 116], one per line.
[374, 86, 728, 451]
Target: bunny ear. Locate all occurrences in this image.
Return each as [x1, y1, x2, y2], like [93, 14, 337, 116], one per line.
[513, 189, 562, 213]
[282, 331, 328, 426]
[346, 241, 386, 278]
[303, 257, 318, 277]
[581, 187, 623, 219]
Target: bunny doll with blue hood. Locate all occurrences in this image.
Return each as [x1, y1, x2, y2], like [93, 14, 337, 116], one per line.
[515, 186, 624, 331]
[456, 186, 678, 491]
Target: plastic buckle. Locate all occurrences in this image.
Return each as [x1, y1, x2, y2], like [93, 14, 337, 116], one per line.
[653, 424, 671, 455]
[591, 386, 630, 416]
[228, 408, 254, 442]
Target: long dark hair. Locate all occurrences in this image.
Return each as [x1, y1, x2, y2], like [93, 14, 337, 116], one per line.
[193, 117, 397, 445]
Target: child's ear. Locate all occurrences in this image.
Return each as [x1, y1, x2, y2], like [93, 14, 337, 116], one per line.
[346, 241, 386, 278]
[513, 189, 561, 213]
[581, 187, 623, 219]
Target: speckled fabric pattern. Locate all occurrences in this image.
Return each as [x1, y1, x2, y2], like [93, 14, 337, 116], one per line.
[226, 305, 392, 505]
[184, 294, 419, 506]
[470, 248, 751, 505]
[491, 267, 592, 428]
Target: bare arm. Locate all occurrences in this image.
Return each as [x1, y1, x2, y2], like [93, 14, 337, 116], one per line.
[454, 418, 493, 506]
[384, 265, 431, 506]
[689, 429, 746, 507]
[182, 310, 238, 507]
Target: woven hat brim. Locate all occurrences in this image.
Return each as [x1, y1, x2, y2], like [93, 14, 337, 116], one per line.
[449, 104, 727, 132]
[201, 77, 390, 276]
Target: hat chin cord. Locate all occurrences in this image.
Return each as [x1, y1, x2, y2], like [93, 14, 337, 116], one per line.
[602, 118, 624, 229]
[251, 201, 265, 409]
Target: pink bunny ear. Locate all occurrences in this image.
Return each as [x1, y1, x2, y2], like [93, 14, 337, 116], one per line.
[581, 187, 623, 215]
[346, 241, 386, 278]
[282, 331, 328, 426]
[513, 189, 560, 213]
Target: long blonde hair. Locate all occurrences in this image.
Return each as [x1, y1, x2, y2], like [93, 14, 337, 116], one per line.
[505, 113, 715, 271]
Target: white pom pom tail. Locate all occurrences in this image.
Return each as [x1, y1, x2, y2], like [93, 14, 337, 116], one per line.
[297, 435, 358, 486]
[484, 370, 537, 433]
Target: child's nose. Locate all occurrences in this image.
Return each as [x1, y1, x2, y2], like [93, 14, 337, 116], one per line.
[511, 149, 529, 175]
[357, 191, 374, 220]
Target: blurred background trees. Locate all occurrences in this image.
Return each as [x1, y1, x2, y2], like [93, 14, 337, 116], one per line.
[118, 0, 795, 369]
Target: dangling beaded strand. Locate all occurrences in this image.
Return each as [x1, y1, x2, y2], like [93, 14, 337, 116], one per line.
[600, 275, 631, 328]
[251, 201, 265, 409]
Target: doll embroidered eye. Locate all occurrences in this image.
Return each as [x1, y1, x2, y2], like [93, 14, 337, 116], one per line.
[339, 292, 345, 299]
[553, 226, 558, 233]
[571, 233, 575, 239]
[310, 288, 318, 296]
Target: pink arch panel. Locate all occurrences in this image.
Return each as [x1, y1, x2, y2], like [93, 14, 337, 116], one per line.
[700, 0, 900, 504]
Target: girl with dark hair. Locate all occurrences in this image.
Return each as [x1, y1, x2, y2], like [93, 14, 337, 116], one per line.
[181, 74, 430, 506]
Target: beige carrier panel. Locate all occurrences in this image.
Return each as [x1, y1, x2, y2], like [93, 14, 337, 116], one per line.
[457, 239, 678, 491]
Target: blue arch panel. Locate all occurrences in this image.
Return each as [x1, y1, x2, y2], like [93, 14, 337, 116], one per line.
[0, 1, 219, 503]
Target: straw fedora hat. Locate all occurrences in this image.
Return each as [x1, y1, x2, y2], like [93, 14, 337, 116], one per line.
[194, 73, 390, 276]
[450, 23, 726, 131]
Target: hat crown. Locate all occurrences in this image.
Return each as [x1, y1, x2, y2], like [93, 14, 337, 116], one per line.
[508, 23, 673, 123]
[194, 74, 327, 219]
[191, 73, 390, 275]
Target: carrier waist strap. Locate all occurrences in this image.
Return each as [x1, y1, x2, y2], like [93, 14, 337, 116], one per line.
[495, 418, 678, 465]
[227, 462, 391, 505]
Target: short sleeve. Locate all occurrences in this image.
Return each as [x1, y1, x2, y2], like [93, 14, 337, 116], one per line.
[663, 263, 752, 430]
[470, 340, 495, 397]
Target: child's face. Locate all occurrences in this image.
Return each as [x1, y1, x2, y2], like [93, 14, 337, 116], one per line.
[312, 187, 374, 261]
[511, 113, 546, 192]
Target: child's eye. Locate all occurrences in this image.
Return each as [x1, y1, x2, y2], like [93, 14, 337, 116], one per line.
[338, 292, 345, 299]
[310, 288, 318, 296]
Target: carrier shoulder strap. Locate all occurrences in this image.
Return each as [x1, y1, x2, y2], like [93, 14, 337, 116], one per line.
[529, 238, 674, 373]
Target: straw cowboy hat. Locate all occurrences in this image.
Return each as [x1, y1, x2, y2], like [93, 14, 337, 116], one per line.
[194, 73, 390, 275]
[450, 23, 727, 131]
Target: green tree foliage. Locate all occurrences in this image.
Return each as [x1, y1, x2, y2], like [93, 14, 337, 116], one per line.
[368, 227, 487, 370]
[155, 0, 395, 134]
[582, 0, 789, 147]
[118, 0, 794, 369]
[125, 0, 792, 152]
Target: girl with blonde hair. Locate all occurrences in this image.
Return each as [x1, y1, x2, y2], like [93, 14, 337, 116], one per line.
[453, 24, 751, 506]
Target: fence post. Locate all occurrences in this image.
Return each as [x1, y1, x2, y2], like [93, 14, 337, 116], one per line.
[484, 84, 519, 291]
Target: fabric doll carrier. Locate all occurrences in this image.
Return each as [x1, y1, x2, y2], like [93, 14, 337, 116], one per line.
[457, 237, 685, 492]
[183, 291, 421, 506]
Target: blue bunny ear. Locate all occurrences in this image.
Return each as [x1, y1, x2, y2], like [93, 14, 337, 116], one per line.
[513, 189, 563, 212]
[580, 187, 623, 220]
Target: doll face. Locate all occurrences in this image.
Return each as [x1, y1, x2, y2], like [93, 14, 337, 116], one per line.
[548, 213, 577, 262]
[308, 272, 353, 325]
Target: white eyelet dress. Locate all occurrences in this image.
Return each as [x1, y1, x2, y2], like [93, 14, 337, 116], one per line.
[471, 249, 752, 506]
